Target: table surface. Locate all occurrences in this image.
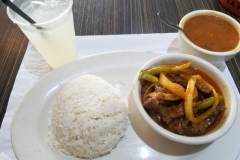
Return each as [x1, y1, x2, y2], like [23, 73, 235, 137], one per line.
[0, 0, 239, 127]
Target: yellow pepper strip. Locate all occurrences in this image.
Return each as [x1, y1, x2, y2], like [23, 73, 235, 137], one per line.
[146, 92, 181, 100]
[184, 75, 219, 123]
[160, 73, 186, 99]
[193, 87, 198, 99]
[139, 72, 158, 83]
[180, 73, 199, 98]
[143, 62, 192, 75]
[170, 62, 192, 71]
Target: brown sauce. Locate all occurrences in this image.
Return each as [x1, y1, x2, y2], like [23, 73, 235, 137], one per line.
[183, 15, 239, 52]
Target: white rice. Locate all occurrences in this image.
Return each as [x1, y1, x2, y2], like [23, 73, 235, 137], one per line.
[46, 74, 130, 159]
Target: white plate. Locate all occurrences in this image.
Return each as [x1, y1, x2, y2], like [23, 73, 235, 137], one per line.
[11, 51, 240, 160]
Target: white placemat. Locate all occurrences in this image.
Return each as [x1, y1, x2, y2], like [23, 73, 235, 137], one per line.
[0, 33, 239, 160]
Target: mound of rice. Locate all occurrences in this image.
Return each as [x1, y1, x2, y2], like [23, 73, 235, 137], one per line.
[46, 74, 129, 159]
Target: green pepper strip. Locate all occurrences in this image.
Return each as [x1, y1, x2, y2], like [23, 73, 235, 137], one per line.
[198, 96, 224, 110]
[142, 62, 192, 75]
[139, 72, 158, 83]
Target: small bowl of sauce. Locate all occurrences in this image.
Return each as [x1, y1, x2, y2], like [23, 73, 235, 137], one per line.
[178, 10, 240, 67]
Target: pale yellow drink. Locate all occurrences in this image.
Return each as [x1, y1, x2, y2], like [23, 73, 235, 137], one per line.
[7, 0, 78, 69]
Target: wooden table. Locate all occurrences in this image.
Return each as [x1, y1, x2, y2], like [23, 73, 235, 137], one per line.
[0, 0, 239, 127]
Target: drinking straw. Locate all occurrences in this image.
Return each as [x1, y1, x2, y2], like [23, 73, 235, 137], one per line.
[2, 0, 45, 30]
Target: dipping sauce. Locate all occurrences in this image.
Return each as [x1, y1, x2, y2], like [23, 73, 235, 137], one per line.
[183, 15, 239, 52]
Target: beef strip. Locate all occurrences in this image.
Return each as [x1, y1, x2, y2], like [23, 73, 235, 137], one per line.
[167, 72, 212, 94]
[165, 117, 209, 136]
[195, 80, 212, 94]
[142, 82, 173, 110]
[143, 97, 165, 110]
[145, 98, 224, 136]
[155, 83, 172, 93]
[192, 101, 202, 113]
[158, 102, 185, 124]
[167, 73, 188, 87]
[144, 97, 199, 125]
[165, 102, 225, 136]
[167, 118, 189, 135]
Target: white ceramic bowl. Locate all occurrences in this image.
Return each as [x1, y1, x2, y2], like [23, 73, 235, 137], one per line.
[178, 10, 240, 67]
[132, 53, 237, 145]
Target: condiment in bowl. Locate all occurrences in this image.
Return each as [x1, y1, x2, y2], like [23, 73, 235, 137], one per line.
[178, 10, 240, 67]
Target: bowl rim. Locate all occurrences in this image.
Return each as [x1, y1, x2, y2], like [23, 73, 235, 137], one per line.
[132, 53, 238, 145]
[178, 9, 240, 56]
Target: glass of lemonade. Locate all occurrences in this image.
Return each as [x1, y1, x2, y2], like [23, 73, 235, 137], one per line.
[7, 0, 78, 69]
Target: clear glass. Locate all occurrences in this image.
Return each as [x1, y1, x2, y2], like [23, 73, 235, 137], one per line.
[7, 0, 78, 69]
